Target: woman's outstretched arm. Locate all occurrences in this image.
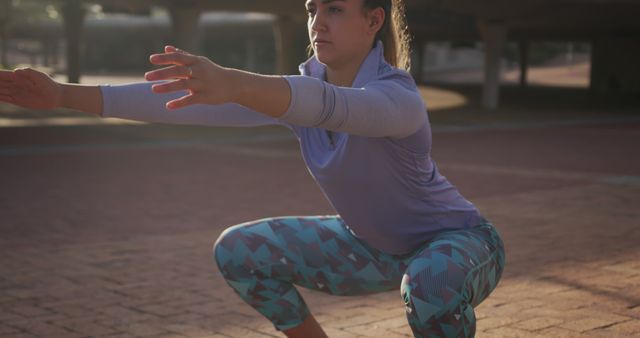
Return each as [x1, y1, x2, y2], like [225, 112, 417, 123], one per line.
[101, 81, 287, 127]
[145, 46, 291, 119]
[278, 72, 427, 138]
[0, 68, 102, 115]
[149, 46, 426, 138]
[0, 67, 288, 128]
[60, 83, 103, 115]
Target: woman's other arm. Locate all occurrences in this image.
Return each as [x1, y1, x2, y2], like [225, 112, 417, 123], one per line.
[277, 72, 427, 138]
[60, 83, 103, 115]
[0, 68, 286, 128]
[0, 68, 102, 115]
[145, 46, 291, 120]
[102, 81, 287, 127]
[227, 70, 426, 138]
[148, 48, 425, 138]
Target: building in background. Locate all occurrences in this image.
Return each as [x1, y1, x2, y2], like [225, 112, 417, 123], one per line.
[1, 0, 638, 109]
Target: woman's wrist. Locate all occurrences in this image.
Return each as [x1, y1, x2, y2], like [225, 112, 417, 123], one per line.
[58, 83, 103, 115]
[226, 68, 251, 106]
[58, 83, 70, 109]
[226, 68, 290, 118]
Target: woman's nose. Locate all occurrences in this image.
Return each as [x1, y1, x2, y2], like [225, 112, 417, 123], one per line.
[310, 12, 326, 32]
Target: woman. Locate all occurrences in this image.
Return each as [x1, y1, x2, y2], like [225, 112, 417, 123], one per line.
[0, 0, 505, 337]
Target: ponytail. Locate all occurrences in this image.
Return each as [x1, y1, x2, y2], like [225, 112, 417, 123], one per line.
[364, 0, 412, 72]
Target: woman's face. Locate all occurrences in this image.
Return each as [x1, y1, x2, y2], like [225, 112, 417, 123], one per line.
[305, 0, 383, 69]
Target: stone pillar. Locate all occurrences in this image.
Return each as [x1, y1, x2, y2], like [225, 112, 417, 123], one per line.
[168, 1, 202, 54]
[518, 39, 528, 87]
[0, 0, 9, 68]
[52, 40, 60, 69]
[478, 19, 507, 110]
[43, 38, 50, 67]
[61, 0, 86, 83]
[589, 38, 600, 93]
[590, 36, 640, 95]
[273, 15, 299, 75]
[245, 38, 257, 72]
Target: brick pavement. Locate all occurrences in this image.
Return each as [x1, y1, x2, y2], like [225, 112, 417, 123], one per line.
[0, 104, 639, 337]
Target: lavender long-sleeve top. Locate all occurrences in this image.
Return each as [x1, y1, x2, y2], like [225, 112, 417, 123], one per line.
[100, 40, 485, 255]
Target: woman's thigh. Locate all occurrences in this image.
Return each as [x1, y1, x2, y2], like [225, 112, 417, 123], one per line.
[213, 215, 407, 296]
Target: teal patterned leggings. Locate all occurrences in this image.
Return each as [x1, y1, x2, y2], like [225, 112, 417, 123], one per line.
[213, 216, 505, 337]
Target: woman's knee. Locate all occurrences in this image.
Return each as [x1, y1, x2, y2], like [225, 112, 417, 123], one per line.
[213, 227, 233, 275]
[213, 221, 256, 276]
[213, 217, 284, 277]
[400, 268, 475, 337]
[400, 264, 468, 317]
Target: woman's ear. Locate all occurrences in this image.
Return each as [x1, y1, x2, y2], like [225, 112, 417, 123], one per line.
[367, 7, 385, 34]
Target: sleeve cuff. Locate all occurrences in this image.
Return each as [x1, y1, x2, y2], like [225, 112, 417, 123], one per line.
[277, 75, 299, 122]
[98, 84, 112, 118]
[276, 75, 326, 127]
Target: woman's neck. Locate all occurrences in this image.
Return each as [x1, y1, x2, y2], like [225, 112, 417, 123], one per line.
[324, 46, 372, 87]
[325, 66, 358, 87]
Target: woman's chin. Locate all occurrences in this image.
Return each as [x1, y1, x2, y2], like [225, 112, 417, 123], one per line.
[314, 53, 334, 66]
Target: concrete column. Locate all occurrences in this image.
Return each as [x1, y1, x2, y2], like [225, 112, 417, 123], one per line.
[273, 15, 298, 75]
[43, 38, 50, 67]
[478, 20, 507, 110]
[590, 36, 640, 95]
[52, 40, 59, 68]
[245, 38, 257, 72]
[0, 0, 9, 68]
[168, 2, 202, 53]
[61, 0, 86, 83]
[589, 38, 600, 93]
[518, 39, 528, 87]
[0, 24, 7, 69]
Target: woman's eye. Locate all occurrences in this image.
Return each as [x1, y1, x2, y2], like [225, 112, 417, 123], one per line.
[328, 6, 341, 13]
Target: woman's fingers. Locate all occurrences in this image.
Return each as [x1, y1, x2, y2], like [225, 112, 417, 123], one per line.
[147, 46, 217, 109]
[145, 64, 192, 81]
[151, 78, 202, 94]
[0, 75, 17, 104]
[1, 76, 28, 94]
[147, 49, 198, 81]
[0, 80, 14, 89]
[0, 74, 16, 103]
[0, 83, 15, 101]
[164, 45, 191, 54]
[13, 69, 38, 88]
[0, 85, 13, 96]
[149, 51, 194, 66]
[168, 45, 191, 54]
[151, 79, 186, 93]
[0, 94, 16, 104]
[166, 93, 198, 110]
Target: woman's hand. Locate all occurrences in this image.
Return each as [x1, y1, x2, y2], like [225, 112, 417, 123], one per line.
[0, 68, 63, 110]
[145, 46, 236, 110]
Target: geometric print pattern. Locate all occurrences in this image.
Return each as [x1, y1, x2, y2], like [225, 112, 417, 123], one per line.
[401, 222, 505, 337]
[213, 216, 505, 337]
